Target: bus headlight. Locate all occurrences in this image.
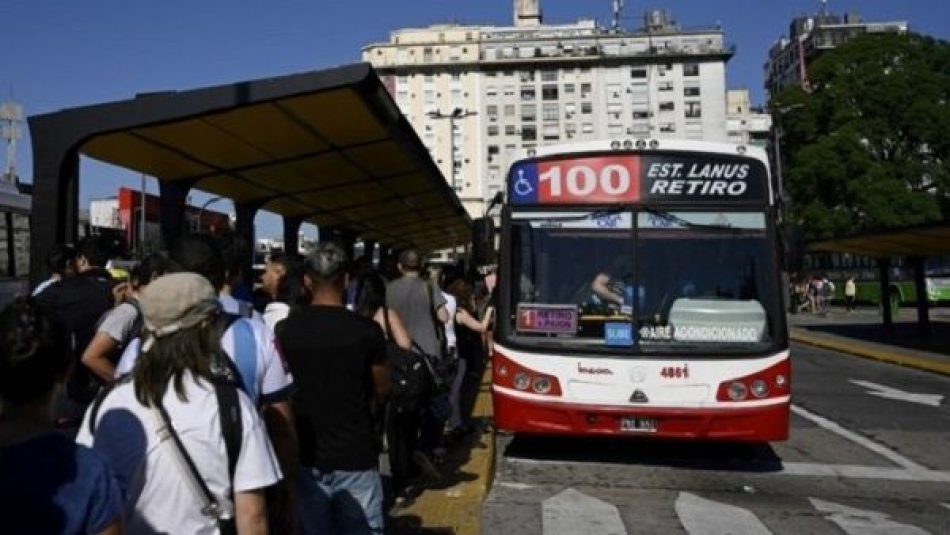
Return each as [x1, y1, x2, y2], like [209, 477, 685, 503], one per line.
[532, 376, 552, 394]
[727, 381, 749, 401]
[750, 379, 769, 398]
[513, 372, 531, 391]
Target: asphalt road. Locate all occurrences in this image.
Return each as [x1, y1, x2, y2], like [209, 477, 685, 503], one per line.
[482, 342, 950, 534]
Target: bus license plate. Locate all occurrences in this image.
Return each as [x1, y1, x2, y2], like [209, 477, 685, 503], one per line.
[620, 417, 658, 433]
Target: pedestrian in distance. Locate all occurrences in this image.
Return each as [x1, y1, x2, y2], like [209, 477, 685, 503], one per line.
[260, 253, 309, 334]
[844, 276, 857, 313]
[277, 242, 390, 535]
[444, 278, 495, 441]
[0, 298, 124, 535]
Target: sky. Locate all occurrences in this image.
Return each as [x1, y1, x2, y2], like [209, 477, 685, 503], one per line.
[2, 0, 948, 238]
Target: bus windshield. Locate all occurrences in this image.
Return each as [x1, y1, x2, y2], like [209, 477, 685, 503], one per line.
[507, 210, 780, 355]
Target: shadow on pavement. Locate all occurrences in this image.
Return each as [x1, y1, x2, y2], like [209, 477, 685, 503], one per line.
[503, 435, 784, 473]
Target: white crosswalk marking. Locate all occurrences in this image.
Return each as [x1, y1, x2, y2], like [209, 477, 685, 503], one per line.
[675, 491, 772, 535]
[809, 498, 930, 535]
[541, 488, 626, 535]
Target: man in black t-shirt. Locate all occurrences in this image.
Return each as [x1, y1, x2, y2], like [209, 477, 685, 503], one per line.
[277, 242, 389, 535]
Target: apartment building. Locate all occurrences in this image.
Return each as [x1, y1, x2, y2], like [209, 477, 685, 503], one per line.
[726, 89, 771, 148]
[363, 1, 734, 217]
[764, 9, 907, 98]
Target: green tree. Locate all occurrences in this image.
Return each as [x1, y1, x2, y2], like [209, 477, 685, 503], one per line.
[775, 33, 950, 240]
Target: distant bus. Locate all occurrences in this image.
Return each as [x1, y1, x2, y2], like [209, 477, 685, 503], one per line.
[802, 252, 950, 308]
[0, 181, 32, 306]
[489, 139, 790, 442]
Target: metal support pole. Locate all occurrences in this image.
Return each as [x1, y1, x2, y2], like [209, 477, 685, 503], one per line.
[911, 256, 931, 336]
[877, 258, 893, 329]
[139, 173, 147, 258]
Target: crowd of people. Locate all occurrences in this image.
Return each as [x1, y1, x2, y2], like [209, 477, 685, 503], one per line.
[0, 233, 496, 534]
[790, 274, 857, 314]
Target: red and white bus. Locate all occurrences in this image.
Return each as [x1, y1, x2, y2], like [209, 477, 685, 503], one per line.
[490, 139, 790, 442]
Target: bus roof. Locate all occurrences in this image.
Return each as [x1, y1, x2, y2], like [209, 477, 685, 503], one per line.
[511, 138, 769, 169]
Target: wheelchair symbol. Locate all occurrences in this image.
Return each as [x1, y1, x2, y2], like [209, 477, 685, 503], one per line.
[514, 169, 534, 197]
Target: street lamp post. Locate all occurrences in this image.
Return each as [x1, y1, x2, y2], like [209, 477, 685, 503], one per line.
[770, 103, 805, 214]
[197, 196, 224, 232]
[427, 107, 477, 192]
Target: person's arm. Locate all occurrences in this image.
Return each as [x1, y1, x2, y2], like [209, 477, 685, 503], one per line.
[370, 327, 390, 399]
[456, 307, 494, 334]
[262, 400, 298, 533]
[591, 273, 623, 305]
[234, 489, 268, 535]
[81, 332, 119, 384]
[386, 309, 413, 350]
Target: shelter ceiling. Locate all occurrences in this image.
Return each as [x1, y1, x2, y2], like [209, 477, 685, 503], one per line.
[809, 224, 950, 258]
[67, 64, 469, 250]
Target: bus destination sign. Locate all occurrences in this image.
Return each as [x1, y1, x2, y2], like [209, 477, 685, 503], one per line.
[508, 154, 767, 205]
[516, 304, 578, 335]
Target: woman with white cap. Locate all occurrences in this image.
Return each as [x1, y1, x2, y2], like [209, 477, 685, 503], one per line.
[77, 273, 283, 534]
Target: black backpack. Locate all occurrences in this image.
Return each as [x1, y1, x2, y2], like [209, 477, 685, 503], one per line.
[383, 306, 432, 415]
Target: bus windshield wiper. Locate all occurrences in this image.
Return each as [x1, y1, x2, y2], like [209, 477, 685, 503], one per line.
[528, 205, 632, 222]
[642, 207, 748, 232]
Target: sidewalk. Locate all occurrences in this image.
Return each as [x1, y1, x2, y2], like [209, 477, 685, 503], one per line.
[789, 306, 950, 376]
[389, 371, 495, 535]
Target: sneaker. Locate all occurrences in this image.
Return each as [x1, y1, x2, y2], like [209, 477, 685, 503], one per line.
[412, 450, 442, 482]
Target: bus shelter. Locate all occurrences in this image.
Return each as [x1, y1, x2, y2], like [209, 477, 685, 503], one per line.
[28, 63, 471, 284]
[808, 222, 950, 333]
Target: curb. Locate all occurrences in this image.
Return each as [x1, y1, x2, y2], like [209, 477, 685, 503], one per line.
[391, 370, 495, 535]
[790, 328, 950, 377]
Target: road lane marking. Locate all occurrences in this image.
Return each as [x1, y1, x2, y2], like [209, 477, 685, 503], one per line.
[781, 462, 950, 483]
[810, 498, 930, 534]
[497, 481, 535, 490]
[791, 404, 926, 471]
[849, 379, 944, 407]
[505, 457, 950, 483]
[541, 488, 626, 535]
[675, 492, 771, 535]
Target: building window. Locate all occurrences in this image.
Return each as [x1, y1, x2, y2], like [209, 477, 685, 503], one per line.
[542, 124, 560, 140]
[505, 125, 518, 136]
[685, 101, 702, 118]
[684, 86, 700, 97]
[520, 71, 536, 82]
[542, 84, 558, 100]
[521, 125, 537, 141]
[632, 110, 650, 120]
[424, 90, 435, 104]
[580, 83, 592, 98]
[521, 86, 536, 101]
[659, 101, 675, 111]
[423, 47, 433, 62]
[581, 123, 594, 134]
[487, 105, 498, 117]
[451, 72, 462, 81]
[659, 123, 676, 133]
[486, 86, 498, 97]
[504, 104, 516, 116]
[397, 75, 408, 85]
[521, 104, 537, 122]
[564, 83, 575, 94]
[658, 81, 674, 91]
[488, 145, 500, 155]
[424, 74, 434, 83]
[684, 63, 700, 76]
[488, 125, 499, 136]
[504, 85, 515, 96]
[541, 69, 558, 81]
[542, 103, 559, 121]
[630, 68, 648, 79]
[581, 102, 593, 114]
[607, 124, 624, 135]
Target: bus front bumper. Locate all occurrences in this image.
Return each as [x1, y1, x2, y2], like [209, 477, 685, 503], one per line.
[493, 388, 789, 442]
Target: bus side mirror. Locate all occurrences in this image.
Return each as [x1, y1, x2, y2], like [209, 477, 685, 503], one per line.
[472, 217, 496, 267]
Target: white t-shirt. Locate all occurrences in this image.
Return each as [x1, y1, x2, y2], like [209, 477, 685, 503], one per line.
[442, 292, 457, 349]
[263, 302, 290, 335]
[76, 372, 282, 535]
[114, 297, 294, 406]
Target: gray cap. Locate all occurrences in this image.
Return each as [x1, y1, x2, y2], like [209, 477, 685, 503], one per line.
[139, 272, 220, 352]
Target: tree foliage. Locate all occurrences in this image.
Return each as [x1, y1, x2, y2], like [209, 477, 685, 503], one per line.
[775, 33, 950, 240]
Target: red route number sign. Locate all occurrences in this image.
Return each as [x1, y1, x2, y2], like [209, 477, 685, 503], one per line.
[538, 156, 641, 204]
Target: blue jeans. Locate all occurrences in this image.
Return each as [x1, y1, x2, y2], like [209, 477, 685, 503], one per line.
[297, 466, 385, 535]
